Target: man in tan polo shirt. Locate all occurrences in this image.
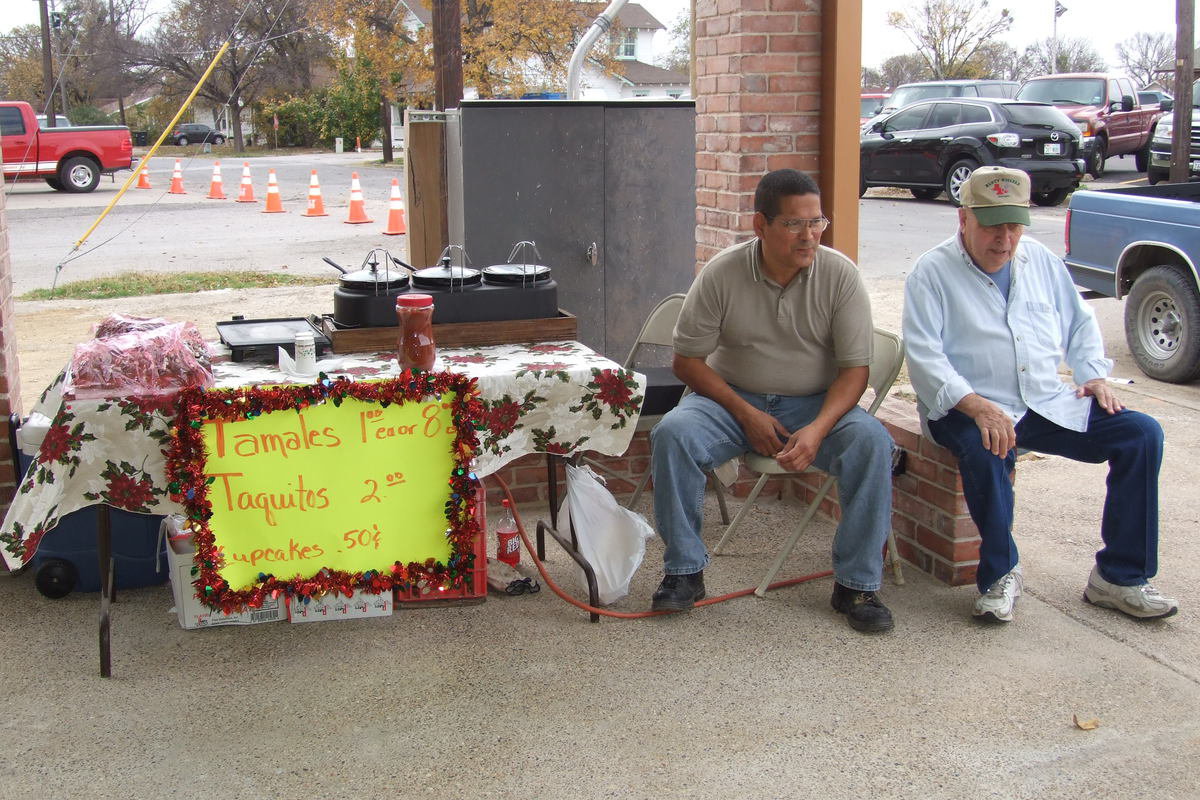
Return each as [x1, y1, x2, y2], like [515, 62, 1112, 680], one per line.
[649, 169, 896, 632]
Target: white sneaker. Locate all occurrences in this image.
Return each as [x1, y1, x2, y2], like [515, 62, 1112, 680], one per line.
[1083, 566, 1178, 619]
[974, 565, 1023, 622]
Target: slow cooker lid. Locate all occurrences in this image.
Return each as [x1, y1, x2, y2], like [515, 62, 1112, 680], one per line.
[340, 269, 411, 290]
[482, 263, 552, 284]
[412, 265, 482, 289]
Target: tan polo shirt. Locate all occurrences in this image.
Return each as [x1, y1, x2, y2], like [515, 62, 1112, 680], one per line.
[673, 238, 874, 396]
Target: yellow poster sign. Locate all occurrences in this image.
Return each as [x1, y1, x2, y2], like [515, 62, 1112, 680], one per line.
[166, 374, 483, 610]
[201, 393, 458, 590]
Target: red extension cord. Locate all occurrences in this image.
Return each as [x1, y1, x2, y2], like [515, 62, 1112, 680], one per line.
[489, 474, 833, 620]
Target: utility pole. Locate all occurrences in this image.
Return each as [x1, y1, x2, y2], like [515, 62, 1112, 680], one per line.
[110, 0, 127, 126]
[38, 0, 58, 126]
[1052, 1, 1068, 71]
[432, 0, 463, 109]
[54, 5, 68, 120]
[1170, 0, 1194, 183]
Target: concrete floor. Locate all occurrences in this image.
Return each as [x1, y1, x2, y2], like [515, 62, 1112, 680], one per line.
[2, 278, 1198, 798]
[1, 473, 1196, 799]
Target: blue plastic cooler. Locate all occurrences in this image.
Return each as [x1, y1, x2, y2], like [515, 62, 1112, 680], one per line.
[12, 414, 168, 598]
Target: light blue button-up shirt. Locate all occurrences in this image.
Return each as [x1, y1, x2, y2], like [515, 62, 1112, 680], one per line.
[903, 234, 1112, 433]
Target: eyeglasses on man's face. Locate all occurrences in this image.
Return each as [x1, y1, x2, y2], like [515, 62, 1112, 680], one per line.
[769, 216, 830, 234]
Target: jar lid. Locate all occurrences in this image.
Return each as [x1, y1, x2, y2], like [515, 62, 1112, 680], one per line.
[396, 293, 434, 308]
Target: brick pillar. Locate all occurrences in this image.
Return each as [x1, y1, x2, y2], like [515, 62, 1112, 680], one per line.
[0, 165, 22, 516]
[694, 0, 823, 269]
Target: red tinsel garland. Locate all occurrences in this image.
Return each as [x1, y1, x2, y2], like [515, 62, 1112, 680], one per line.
[165, 371, 484, 614]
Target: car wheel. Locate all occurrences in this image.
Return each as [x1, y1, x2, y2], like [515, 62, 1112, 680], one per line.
[43, 176, 64, 191]
[177, 135, 189, 146]
[944, 159, 977, 207]
[1031, 188, 1070, 206]
[910, 187, 941, 201]
[1124, 265, 1200, 383]
[1089, 139, 1106, 179]
[1147, 166, 1167, 185]
[213, 135, 225, 145]
[1135, 141, 1150, 172]
[58, 155, 101, 193]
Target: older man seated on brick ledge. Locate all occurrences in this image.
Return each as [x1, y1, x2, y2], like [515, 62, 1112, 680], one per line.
[648, 169, 896, 633]
[903, 165, 1178, 624]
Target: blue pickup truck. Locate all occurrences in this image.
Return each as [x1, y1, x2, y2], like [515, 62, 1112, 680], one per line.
[1065, 182, 1200, 383]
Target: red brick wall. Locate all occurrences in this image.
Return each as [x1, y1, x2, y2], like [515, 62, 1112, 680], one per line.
[485, 397, 983, 587]
[0, 168, 20, 514]
[694, 0, 823, 268]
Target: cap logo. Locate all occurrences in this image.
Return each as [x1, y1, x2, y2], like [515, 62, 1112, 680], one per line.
[990, 182, 1009, 197]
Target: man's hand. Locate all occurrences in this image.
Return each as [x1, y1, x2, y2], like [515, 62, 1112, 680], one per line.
[776, 425, 823, 472]
[957, 394, 1016, 457]
[737, 407, 790, 457]
[1076, 378, 1124, 414]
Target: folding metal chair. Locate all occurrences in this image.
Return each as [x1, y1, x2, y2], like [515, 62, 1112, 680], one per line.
[582, 293, 729, 523]
[711, 327, 906, 596]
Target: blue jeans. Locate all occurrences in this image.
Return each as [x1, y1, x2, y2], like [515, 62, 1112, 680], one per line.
[650, 389, 895, 591]
[928, 403, 1163, 593]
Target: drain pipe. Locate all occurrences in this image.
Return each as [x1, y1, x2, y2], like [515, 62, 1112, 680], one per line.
[567, 0, 628, 99]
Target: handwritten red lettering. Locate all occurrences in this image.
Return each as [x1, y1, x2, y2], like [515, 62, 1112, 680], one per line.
[208, 472, 331, 525]
[342, 524, 383, 550]
[227, 539, 327, 566]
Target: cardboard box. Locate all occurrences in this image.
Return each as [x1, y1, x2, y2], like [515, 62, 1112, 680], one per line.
[162, 516, 287, 630]
[288, 589, 393, 623]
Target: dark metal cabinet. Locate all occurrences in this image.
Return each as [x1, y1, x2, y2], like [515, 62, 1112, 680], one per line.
[459, 100, 696, 361]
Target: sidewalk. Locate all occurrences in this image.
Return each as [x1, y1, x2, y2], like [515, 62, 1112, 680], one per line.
[2, 282, 1198, 798]
[0, 401, 1197, 798]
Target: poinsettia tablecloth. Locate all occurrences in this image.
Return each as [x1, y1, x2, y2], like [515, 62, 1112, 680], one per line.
[0, 340, 645, 569]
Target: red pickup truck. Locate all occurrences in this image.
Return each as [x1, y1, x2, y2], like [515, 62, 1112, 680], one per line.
[1015, 73, 1162, 179]
[0, 100, 135, 192]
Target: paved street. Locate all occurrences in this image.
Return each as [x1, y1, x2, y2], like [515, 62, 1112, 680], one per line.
[2, 150, 409, 294]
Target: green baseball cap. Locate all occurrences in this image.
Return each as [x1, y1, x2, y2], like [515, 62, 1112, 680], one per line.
[961, 166, 1031, 226]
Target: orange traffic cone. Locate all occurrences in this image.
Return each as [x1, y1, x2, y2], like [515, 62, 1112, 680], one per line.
[206, 161, 226, 199]
[235, 162, 256, 203]
[168, 159, 186, 194]
[381, 178, 407, 235]
[262, 169, 285, 213]
[301, 170, 328, 217]
[344, 172, 373, 224]
[135, 166, 151, 190]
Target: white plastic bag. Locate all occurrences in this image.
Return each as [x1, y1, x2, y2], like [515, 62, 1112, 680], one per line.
[559, 463, 655, 606]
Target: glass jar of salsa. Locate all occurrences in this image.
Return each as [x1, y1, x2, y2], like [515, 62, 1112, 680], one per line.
[395, 294, 436, 371]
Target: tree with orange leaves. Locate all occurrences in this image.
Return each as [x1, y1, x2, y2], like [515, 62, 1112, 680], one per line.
[306, 0, 617, 104]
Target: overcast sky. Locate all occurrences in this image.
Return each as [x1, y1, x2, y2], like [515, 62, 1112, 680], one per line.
[4, 0, 1189, 73]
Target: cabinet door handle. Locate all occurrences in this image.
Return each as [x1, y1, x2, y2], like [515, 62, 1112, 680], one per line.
[586, 242, 598, 266]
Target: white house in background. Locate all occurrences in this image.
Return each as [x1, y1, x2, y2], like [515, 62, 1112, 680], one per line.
[395, 0, 689, 102]
[573, 2, 689, 99]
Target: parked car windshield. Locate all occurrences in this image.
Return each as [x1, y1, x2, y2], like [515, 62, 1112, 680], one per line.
[1001, 103, 1077, 128]
[860, 97, 883, 117]
[1017, 78, 1106, 106]
[889, 85, 959, 107]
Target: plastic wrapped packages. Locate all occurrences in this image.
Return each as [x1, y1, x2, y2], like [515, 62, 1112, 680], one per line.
[91, 313, 212, 370]
[92, 313, 172, 339]
[65, 320, 215, 400]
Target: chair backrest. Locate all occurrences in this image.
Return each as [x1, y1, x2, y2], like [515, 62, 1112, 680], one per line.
[623, 293, 687, 368]
[865, 327, 905, 416]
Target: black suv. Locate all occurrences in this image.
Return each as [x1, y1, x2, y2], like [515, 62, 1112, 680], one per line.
[171, 123, 225, 146]
[860, 98, 1085, 206]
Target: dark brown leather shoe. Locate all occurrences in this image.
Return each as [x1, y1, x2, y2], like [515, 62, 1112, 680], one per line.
[831, 582, 894, 633]
[651, 571, 705, 612]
